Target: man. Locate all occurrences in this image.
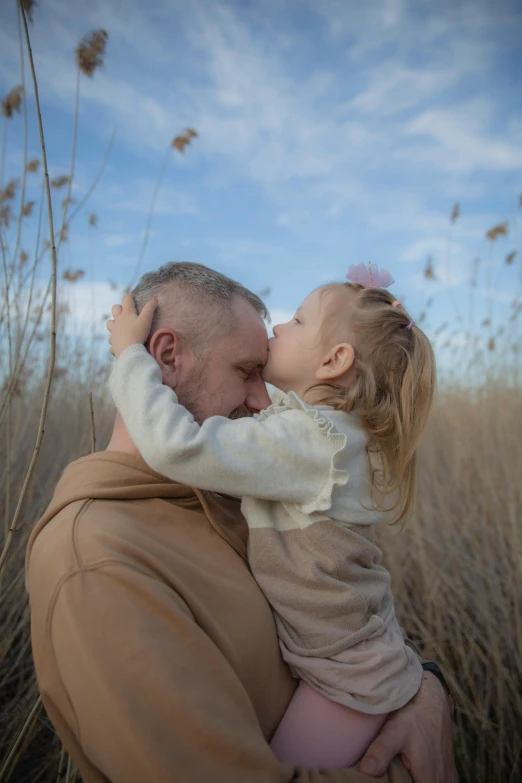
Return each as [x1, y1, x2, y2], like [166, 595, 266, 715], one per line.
[27, 263, 456, 783]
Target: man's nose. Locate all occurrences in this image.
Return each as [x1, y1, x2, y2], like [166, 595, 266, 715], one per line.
[246, 375, 271, 413]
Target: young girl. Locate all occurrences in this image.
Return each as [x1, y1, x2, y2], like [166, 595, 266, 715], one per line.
[106, 264, 436, 770]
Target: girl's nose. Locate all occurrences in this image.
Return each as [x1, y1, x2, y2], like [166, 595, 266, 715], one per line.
[273, 323, 282, 337]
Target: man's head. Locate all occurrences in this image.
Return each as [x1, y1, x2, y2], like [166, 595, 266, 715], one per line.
[131, 262, 271, 423]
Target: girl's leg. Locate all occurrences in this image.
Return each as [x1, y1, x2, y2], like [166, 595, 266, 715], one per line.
[271, 681, 387, 770]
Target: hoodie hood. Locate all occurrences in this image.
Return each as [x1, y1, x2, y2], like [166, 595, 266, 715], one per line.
[26, 452, 201, 568]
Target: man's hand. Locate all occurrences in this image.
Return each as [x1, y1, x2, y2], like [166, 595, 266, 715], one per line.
[106, 293, 157, 359]
[357, 672, 457, 783]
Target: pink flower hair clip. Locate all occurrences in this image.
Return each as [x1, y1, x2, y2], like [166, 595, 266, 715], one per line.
[346, 262, 395, 289]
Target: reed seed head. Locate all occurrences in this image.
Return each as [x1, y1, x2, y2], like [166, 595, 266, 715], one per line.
[50, 175, 70, 189]
[450, 203, 460, 224]
[486, 222, 508, 241]
[1, 85, 24, 118]
[75, 30, 108, 77]
[0, 178, 19, 203]
[63, 269, 85, 282]
[424, 256, 436, 280]
[171, 128, 199, 155]
[59, 223, 70, 243]
[20, 0, 37, 23]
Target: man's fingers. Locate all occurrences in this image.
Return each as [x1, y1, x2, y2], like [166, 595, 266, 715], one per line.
[358, 722, 404, 777]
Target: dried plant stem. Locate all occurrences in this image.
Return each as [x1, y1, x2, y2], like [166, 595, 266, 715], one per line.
[0, 695, 42, 780]
[64, 754, 75, 783]
[0, 278, 51, 434]
[88, 391, 96, 452]
[0, 116, 6, 187]
[444, 225, 463, 323]
[1, 234, 14, 372]
[67, 129, 115, 225]
[55, 745, 66, 783]
[14, 176, 45, 356]
[486, 243, 495, 372]
[4, 404, 11, 539]
[12, 4, 29, 265]
[61, 66, 80, 228]
[0, 159, 44, 452]
[128, 145, 171, 288]
[0, 2, 59, 578]
[0, 179, 46, 434]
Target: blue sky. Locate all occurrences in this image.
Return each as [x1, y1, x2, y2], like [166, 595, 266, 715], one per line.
[1, 0, 521, 375]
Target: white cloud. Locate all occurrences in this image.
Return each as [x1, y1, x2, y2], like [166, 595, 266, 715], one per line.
[405, 101, 522, 173]
[347, 66, 457, 117]
[60, 280, 124, 337]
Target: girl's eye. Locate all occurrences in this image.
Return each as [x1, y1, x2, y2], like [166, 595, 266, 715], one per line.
[293, 318, 301, 325]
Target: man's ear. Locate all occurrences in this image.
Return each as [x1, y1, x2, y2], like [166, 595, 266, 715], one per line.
[315, 343, 355, 382]
[148, 328, 182, 387]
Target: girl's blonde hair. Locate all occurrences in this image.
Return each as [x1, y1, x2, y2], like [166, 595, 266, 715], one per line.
[310, 282, 436, 524]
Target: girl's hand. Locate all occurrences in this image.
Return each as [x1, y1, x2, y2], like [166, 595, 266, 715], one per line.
[106, 293, 158, 359]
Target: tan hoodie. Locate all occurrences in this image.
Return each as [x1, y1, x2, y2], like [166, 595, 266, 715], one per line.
[26, 452, 410, 783]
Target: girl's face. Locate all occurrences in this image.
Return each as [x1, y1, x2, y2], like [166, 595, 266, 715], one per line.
[263, 289, 327, 395]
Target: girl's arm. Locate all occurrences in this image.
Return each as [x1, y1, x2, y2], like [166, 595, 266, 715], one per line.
[109, 345, 342, 505]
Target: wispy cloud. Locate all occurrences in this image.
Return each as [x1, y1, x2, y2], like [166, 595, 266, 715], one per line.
[406, 100, 522, 173]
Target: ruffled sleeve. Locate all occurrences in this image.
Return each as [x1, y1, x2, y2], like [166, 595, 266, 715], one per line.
[257, 392, 351, 516]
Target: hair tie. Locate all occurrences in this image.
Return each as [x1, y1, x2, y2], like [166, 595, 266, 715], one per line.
[392, 300, 401, 308]
[406, 320, 415, 330]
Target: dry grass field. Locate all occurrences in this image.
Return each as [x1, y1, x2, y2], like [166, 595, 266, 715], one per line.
[1, 3, 522, 782]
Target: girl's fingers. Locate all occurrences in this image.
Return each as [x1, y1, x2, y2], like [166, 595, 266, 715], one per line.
[139, 296, 158, 332]
[122, 292, 137, 314]
[106, 319, 114, 332]
[111, 304, 122, 319]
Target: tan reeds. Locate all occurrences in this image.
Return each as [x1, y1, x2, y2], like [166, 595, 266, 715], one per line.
[0, 0, 59, 576]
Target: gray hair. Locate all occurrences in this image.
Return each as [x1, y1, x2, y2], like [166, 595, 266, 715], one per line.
[132, 262, 268, 357]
